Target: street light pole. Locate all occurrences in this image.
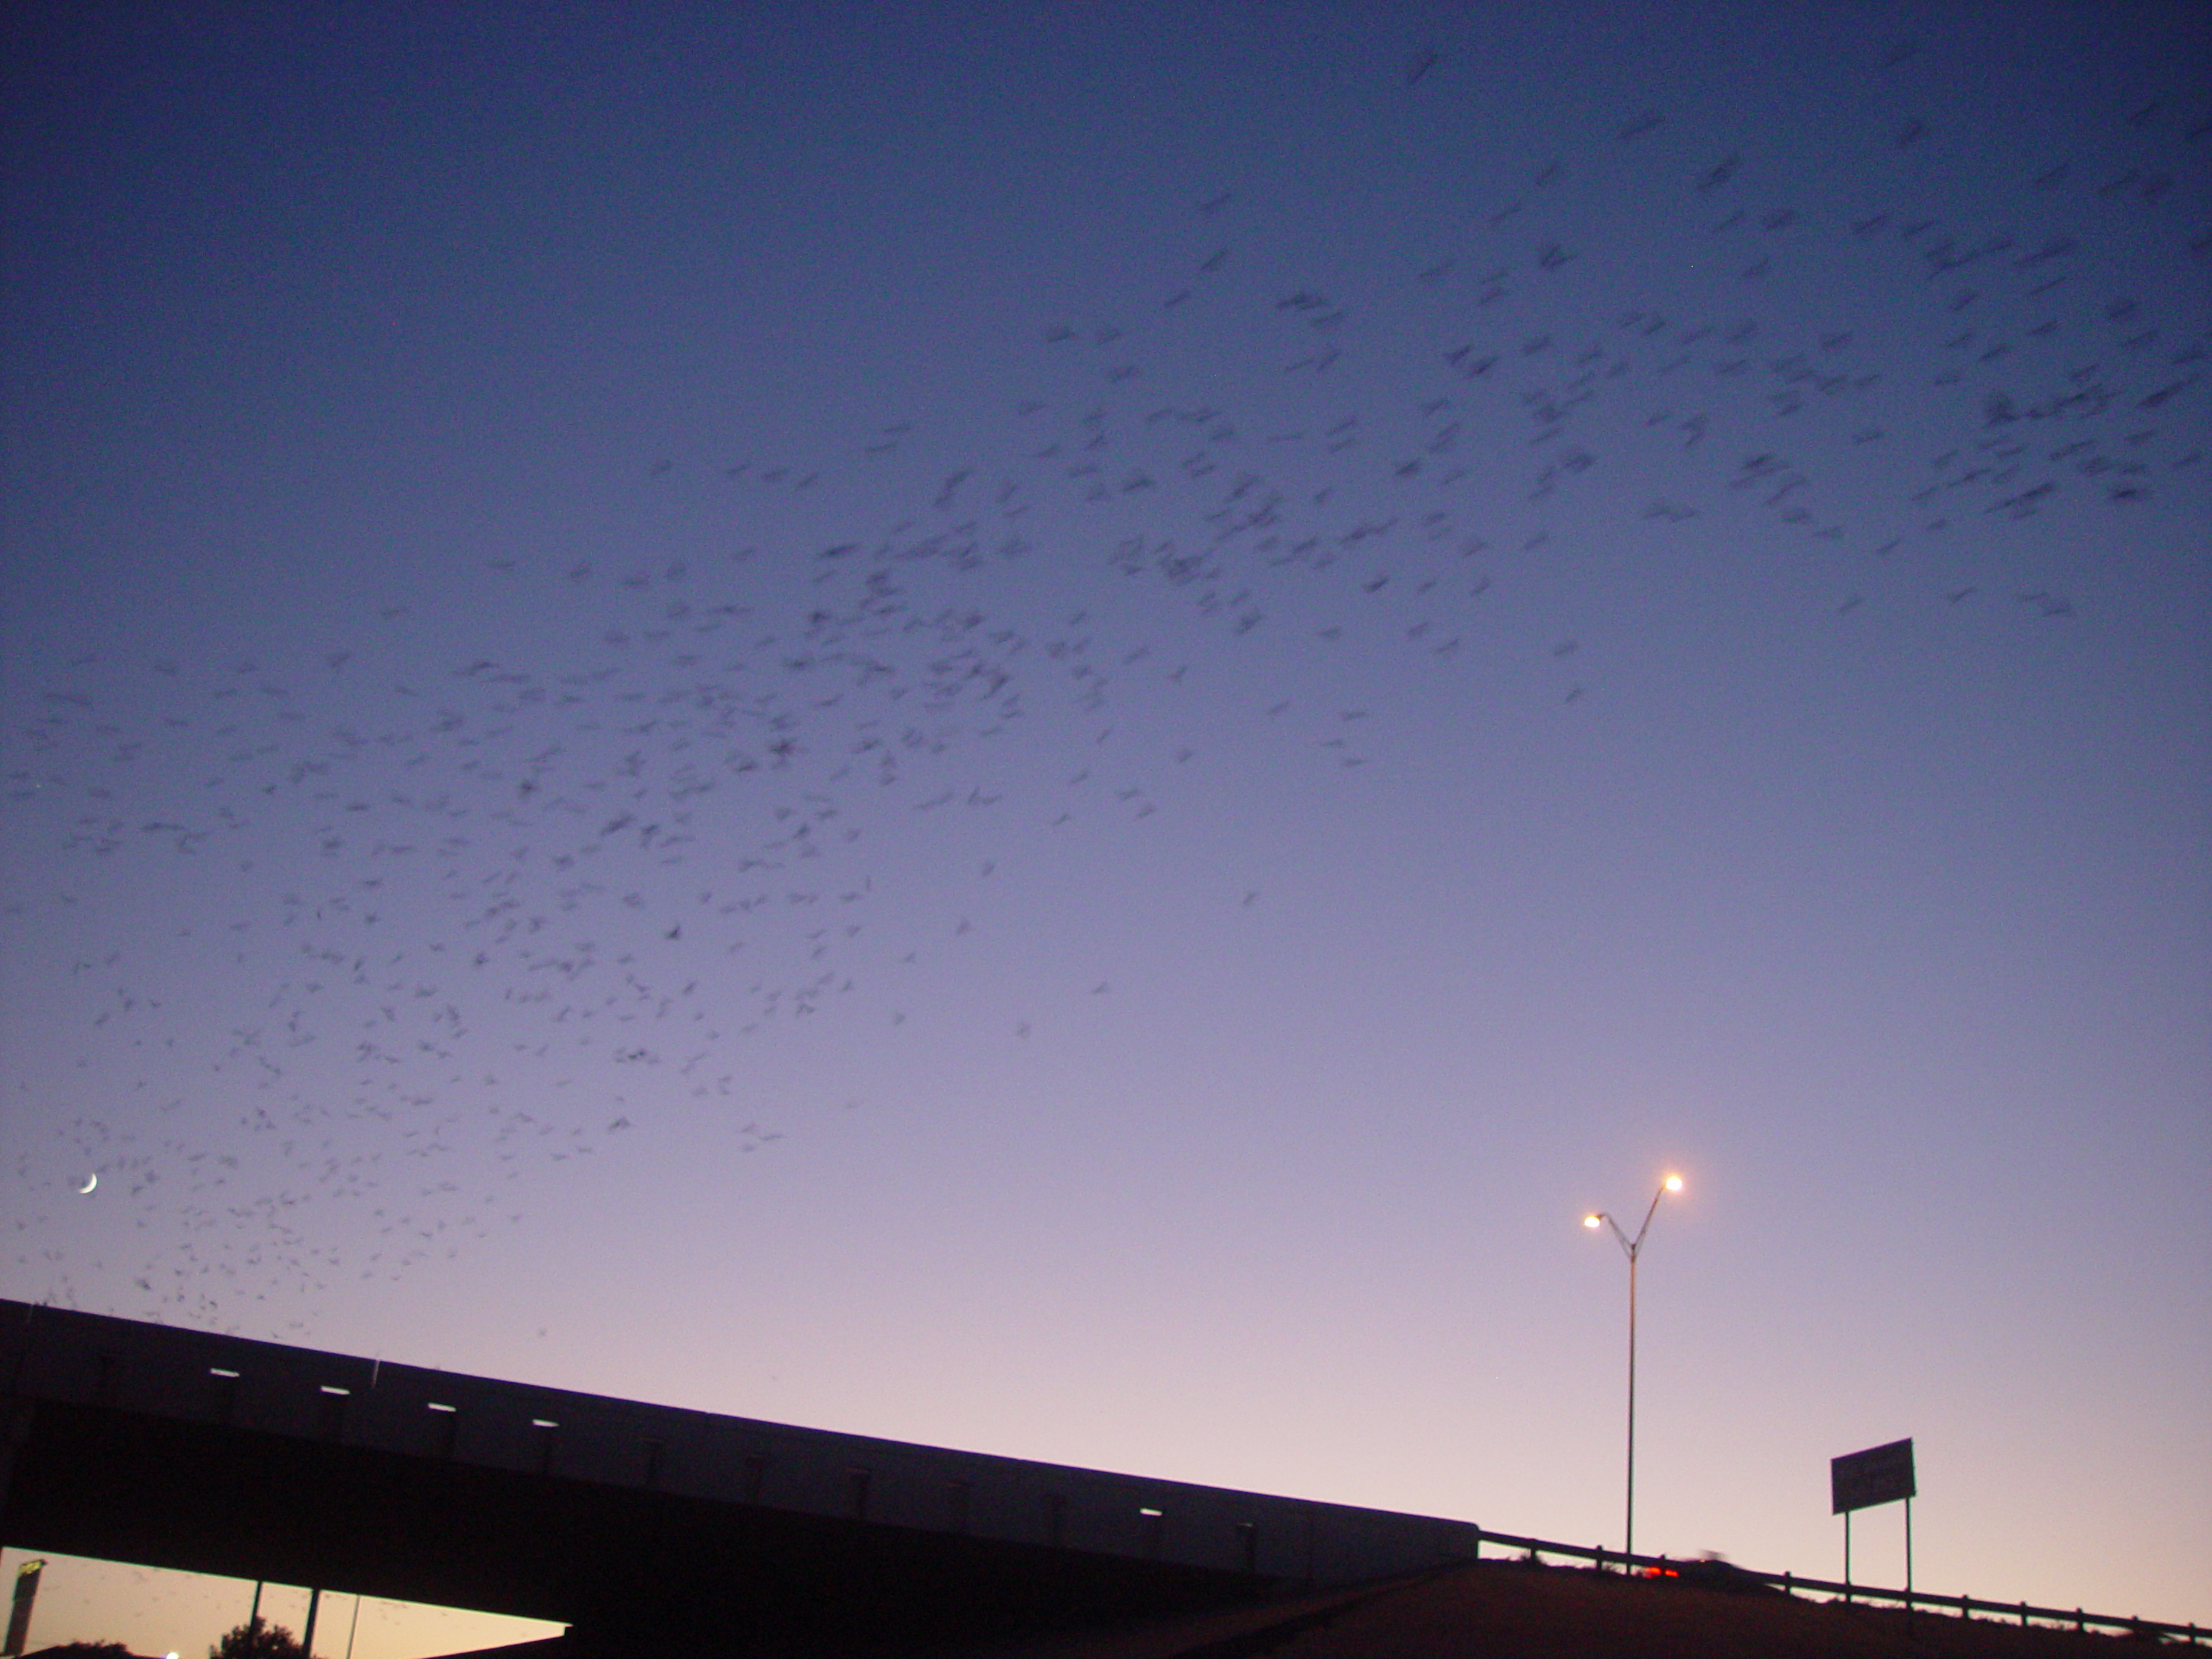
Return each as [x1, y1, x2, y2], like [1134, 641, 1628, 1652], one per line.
[1585, 1173, 1681, 1562]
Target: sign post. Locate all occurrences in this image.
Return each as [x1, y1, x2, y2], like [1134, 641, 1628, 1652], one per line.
[1831, 1438, 1916, 1603]
[3, 1560, 43, 1659]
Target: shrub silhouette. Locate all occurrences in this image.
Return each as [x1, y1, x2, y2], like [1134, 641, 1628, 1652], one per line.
[208, 1621, 308, 1659]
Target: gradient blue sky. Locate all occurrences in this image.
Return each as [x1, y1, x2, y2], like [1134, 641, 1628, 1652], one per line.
[4, 3, 2208, 1649]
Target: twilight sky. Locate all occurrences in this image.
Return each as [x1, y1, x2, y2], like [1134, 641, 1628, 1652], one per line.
[3, 1, 2208, 1646]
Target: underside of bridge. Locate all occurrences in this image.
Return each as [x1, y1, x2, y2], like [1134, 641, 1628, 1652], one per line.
[1, 1395, 1268, 1656]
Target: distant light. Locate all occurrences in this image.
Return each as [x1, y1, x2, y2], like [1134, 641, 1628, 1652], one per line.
[428, 1401, 458, 1413]
[1663, 1175, 1683, 1192]
[1139, 1508, 1163, 1517]
[1583, 1215, 1602, 1229]
[320, 1384, 351, 1396]
[532, 1418, 559, 1429]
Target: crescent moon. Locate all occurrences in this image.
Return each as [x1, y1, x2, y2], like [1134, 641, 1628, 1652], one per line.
[76, 1173, 98, 1195]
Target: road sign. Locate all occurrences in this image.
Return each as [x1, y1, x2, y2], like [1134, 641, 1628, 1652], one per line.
[1832, 1438, 1915, 1515]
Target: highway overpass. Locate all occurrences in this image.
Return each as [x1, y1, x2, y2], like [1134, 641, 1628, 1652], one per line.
[0, 1300, 1480, 1654]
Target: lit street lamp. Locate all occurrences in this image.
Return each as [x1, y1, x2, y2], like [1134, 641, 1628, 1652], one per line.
[1584, 1173, 1682, 1562]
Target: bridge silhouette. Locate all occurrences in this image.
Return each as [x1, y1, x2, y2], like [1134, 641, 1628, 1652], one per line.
[0, 1300, 1478, 1654]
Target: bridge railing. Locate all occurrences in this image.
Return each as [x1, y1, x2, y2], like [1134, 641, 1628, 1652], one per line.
[1458, 1527, 2209, 1649]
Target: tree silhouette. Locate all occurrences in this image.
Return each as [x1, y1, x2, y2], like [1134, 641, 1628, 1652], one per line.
[208, 1621, 308, 1659]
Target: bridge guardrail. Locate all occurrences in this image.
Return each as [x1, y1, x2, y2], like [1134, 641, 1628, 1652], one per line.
[1460, 1527, 2209, 1648]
